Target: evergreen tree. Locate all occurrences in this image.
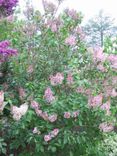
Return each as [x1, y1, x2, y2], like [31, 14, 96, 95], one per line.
[84, 10, 117, 47]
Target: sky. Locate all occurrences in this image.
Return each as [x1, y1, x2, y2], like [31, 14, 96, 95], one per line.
[19, 0, 117, 24]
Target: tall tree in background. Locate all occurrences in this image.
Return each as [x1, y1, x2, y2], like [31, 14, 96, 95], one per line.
[84, 10, 117, 47]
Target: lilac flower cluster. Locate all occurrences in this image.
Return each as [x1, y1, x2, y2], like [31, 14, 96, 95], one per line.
[64, 110, 79, 119]
[31, 100, 57, 122]
[99, 122, 114, 132]
[0, 40, 17, 62]
[44, 128, 59, 142]
[50, 72, 64, 86]
[43, 0, 56, 13]
[46, 18, 62, 32]
[0, 0, 18, 16]
[88, 94, 103, 108]
[44, 87, 55, 103]
[65, 35, 76, 46]
[65, 9, 79, 20]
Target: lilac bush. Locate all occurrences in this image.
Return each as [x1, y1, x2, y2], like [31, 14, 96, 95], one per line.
[0, 0, 116, 155]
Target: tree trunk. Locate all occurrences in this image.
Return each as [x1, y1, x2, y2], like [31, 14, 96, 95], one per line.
[101, 30, 103, 47]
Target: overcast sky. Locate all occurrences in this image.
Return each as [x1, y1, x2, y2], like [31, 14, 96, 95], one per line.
[19, 0, 117, 24]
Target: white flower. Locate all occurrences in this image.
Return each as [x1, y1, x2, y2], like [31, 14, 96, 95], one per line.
[11, 103, 28, 121]
[19, 103, 28, 115]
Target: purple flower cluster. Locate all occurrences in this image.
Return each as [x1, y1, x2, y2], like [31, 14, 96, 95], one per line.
[43, 0, 56, 13]
[44, 128, 59, 142]
[65, 9, 78, 20]
[0, 0, 18, 16]
[50, 72, 64, 86]
[44, 87, 55, 103]
[0, 40, 18, 62]
[99, 122, 114, 132]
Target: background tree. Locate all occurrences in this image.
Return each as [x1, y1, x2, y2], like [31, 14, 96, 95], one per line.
[83, 10, 117, 47]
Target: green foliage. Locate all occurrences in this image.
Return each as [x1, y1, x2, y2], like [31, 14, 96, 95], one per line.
[0, 138, 7, 155]
[104, 36, 117, 54]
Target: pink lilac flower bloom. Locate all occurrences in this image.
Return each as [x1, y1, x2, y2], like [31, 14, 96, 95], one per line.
[97, 64, 107, 72]
[44, 87, 55, 103]
[51, 128, 59, 137]
[51, 23, 58, 32]
[44, 128, 59, 142]
[99, 122, 114, 132]
[44, 134, 52, 142]
[48, 114, 57, 122]
[65, 9, 78, 20]
[46, 19, 57, 32]
[107, 54, 117, 70]
[88, 94, 103, 108]
[107, 54, 117, 63]
[40, 112, 49, 121]
[64, 112, 71, 119]
[67, 72, 74, 85]
[43, 0, 56, 13]
[35, 109, 43, 116]
[65, 35, 76, 46]
[31, 101, 39, 110]
[46, 18, 62, 32]
[100, 100, 111, 115]
[93, 47, 107, 62]
[72, 110, 79, 118]
[50, 73, 64, 86]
